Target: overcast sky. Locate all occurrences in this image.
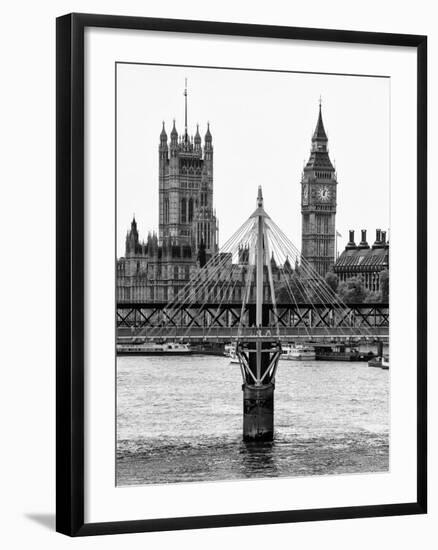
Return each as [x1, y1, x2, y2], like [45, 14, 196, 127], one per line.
[116, 63, 389, 257]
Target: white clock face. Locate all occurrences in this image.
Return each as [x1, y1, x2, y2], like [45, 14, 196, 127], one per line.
[318, 186, 330, 202]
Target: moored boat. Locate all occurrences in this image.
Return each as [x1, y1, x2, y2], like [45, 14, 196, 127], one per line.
[117, 341, 191, 356]
[314, 343, 368, 361]
[281, 344, 316, 361]
[224, 343, 240, 364]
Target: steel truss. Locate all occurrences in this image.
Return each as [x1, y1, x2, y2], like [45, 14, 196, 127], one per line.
[116, 301, 389, 330]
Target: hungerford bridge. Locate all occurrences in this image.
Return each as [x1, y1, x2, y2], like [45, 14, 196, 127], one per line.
[117, 187, 388, 441]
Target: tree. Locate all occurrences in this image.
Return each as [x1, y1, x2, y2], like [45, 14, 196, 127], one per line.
[379, 269, 389, 302]
[276, 285, 290, 304]
[276, 274, 307, 304]
[325, 271, 339, 293]
[365, 290, 382, 303]
[337, 276, 369, 303]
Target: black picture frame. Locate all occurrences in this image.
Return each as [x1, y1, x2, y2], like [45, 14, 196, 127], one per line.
[56, 12, 427, 537]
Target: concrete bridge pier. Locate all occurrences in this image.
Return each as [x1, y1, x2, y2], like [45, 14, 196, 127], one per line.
[243, 382, 274, 441]
[240, 336, 279, 442]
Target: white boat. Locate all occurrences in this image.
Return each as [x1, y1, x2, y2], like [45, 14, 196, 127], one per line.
[224, 343, 234, 356]
[229, 352, 240, 364]
[224, 343, 240, 364]
[281, 344, 316, 361]
[117, 341, 191, 356]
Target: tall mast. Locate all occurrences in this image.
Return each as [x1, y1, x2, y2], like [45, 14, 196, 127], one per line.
[184, 78, 188, 142]
[255, 186, 264, 383]
[256, 186, 264, 328]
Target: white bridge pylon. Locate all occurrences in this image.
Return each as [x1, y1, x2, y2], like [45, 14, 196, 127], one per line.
[235, 186, 282, 387]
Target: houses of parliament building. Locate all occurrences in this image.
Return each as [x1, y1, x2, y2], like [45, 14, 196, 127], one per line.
[116, 88, 388, 303]
[117, 85, 220, 304]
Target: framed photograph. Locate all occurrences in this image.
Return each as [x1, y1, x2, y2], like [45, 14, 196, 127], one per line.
[56, 13, 427, 536]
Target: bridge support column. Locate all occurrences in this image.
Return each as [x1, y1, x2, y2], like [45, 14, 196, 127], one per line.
[237, 335, 280, 442]
[242, 383, 274, 441]
[377, 340, 383, 357]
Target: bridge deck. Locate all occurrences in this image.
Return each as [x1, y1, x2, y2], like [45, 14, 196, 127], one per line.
[118, 326, 389, 342]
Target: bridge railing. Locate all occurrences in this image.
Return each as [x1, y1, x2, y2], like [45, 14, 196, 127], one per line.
[117, 325, 389, 341]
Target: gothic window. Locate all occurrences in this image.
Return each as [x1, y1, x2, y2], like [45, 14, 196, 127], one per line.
[181, 198, 187, 223]
[174, 266, 178, 280]
[164, 198, 169, 223]
[188, 198, 194, 222]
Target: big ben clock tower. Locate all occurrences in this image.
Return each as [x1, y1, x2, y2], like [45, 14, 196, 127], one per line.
[301, 101, 337, 277]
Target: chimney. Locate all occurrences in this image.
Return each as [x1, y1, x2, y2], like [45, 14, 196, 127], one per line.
[358, 229, 370, 249]
[372, 228, 384, 249]
[345, 229, 356, 250]
[381, 230, 388, 248]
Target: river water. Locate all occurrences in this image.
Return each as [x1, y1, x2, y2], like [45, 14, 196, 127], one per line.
[117, 355, 389, 486]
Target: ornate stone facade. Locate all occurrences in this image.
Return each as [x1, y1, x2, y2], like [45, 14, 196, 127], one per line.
[333, 229, 389, 292]
[116, 215, 294, 304]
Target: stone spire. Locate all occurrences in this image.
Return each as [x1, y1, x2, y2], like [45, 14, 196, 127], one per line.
[125, 215, 139, 256]
[312, 99, 328, 151]
[205, 121, 212, 143]
[194, 123, 201, 152]
[312, 99, 328, 143]
[159, 121, 168, 157]
[160, 120, 167, 141]
[170, 119, 178, 147]
[131, 214, 138, 236]
[204, 122, 213, 160]
[304, 100, 334, 169]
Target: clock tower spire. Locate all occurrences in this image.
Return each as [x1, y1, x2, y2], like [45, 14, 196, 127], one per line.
[301, 100, 337, 277]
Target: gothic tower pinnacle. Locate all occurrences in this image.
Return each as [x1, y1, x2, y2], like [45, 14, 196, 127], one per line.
[158, 84, 218, 263]
[312, 99, 329, 150]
